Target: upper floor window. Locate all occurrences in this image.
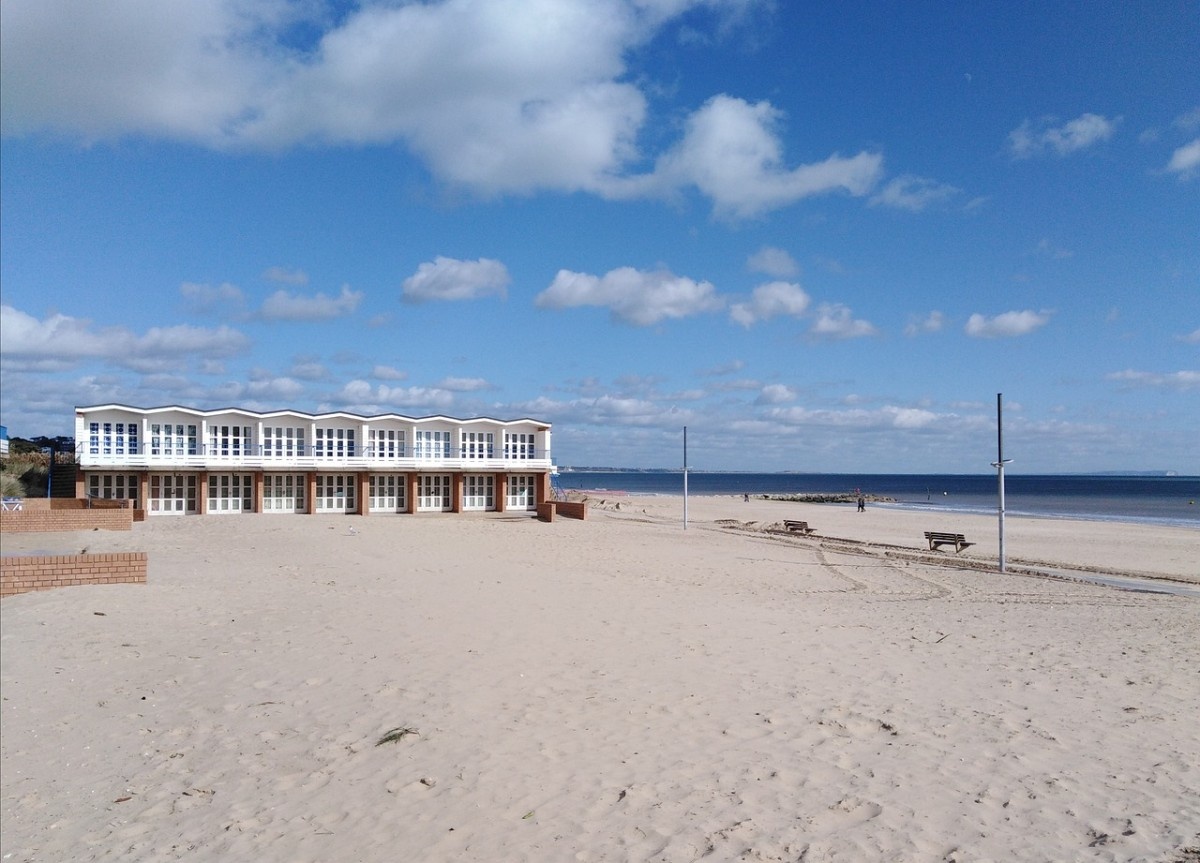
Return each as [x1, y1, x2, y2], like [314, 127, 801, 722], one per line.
[91, 421, 140, 456]
[462, 431, 494, 459]
[209, 425, 252, 456]
[504, 432, 536, 460]
[151, 423, 199, 456]
[315, 427, 356, 458]
[369, 429, 405, 459]
[415, 430, 452, 459]
[264, 426, 305, 458]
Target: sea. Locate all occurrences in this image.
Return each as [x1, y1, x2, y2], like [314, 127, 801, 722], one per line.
[554, 472, 1200, 529]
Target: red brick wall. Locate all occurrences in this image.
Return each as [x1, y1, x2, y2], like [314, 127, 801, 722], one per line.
[1, 552, 147, 598]
[553, 500, 588, 520]
[0, 504, 134, 533]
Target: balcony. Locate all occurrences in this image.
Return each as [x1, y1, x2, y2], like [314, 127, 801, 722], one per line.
[79, 444, 552, 473]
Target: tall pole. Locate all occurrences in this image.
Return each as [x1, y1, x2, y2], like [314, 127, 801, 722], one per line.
[683, 426, 689, 530]
[991, 393, 1012, 572]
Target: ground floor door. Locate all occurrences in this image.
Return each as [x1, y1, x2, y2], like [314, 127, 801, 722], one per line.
[369, 474, 407, 513]
[208, 473, 254, 513]
[462, 474, 495, 511]
[88, 473, 140, 508]
[316, 474, 356, 513]
[149, 474, 197, 515]
[417, 474, 451, 512]
[263, 474, 306, 513]
[506, 474, 536, 511]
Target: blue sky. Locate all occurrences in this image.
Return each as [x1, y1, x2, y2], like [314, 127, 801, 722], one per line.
[1, 0, 1197, 473]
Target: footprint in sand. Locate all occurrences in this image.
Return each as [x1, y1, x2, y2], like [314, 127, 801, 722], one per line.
[805, 796, 884, 835]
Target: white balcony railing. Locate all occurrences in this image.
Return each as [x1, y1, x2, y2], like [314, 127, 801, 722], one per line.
[80, 444, 552, 473]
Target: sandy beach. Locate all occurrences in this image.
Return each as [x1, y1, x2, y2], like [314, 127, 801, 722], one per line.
[2, 496, 1198, 862]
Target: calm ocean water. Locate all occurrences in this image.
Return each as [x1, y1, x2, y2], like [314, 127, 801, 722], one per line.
[555, 472, 1200, 528]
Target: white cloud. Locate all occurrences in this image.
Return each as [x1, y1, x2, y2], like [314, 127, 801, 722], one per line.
[965, 310, 1052, 338]
[904, 311, 945, 337]
[286, 361, 330, 382]
[262, 266, 309, 285]
[179, 281, 247, 317]
[1178, 328, 1200, 344]
[437, 377, 492, 392]
[808, 303, 877, 340]
[747, 246, 798, 278]
[331, 380, 455, 412]
[647, 95, 884, 219]
[0, 304, 249, 368]
[1009, 113, 1118, 158]
[259, 284, 362, 321]
[1166, 138, 1200, 180]
[535, 267, 722, 326]
[1106, 370, 1199, 392]
[768, 404, 943, 431]
[2, 3, 902, 216]
[401, 256, 510, 303]
[729, 281, 810, 327]
[372, 365, 408, 381]
[1175, 107, 1200, 131]
[1035, 238, 1073, 259]
[756, 383, 795, 405]
[868, 175, 960, 211]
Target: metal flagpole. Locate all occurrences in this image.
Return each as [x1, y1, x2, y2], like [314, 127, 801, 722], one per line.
[683, 426, 688, 531]
[991, 393, 1012, 572]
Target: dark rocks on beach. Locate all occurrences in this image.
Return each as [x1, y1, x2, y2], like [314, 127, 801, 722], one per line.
[762, 493, 896, 505]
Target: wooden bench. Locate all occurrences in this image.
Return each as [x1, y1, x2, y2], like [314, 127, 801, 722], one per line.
[783, 520, 816, 535]
[924, 531, 973, 553]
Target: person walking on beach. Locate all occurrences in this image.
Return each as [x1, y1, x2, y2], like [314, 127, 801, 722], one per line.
[857, 494, 865, 512]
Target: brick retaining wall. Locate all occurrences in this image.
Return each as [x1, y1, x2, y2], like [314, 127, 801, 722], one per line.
[1, 552, 147, 598]
[0, 502, 134, 533]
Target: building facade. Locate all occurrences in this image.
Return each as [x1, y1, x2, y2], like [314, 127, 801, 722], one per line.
[75, 404, 553, 516]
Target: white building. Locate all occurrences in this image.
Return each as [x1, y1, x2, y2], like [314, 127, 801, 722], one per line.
[74, 404, 553, 516]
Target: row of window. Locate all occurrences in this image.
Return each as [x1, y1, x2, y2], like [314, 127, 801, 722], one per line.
[88, 423, 539, 459]
[89, 472, 538, 514]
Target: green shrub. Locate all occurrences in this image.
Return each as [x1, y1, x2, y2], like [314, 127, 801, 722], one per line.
[0, 472, 25, 498]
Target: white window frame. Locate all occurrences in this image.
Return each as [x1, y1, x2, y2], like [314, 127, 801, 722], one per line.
[263, 473, 306, 513]
[462, 474, 494, 511]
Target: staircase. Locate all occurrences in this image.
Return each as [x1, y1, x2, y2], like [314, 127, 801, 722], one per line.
[50, 462, 78, 498]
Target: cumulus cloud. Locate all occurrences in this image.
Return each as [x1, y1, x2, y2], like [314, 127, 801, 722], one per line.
[648, 95, 884, 219]
[401, 256, 510, 303]
[1106, 369, 1199, 392]
[372, 365, 408, 381]
[259, 284, 362, 321]
[1, 3, 900, 216]
[747, 246, 798, 278]
[0, 304, 249, 369]
[331, 380, 455, 412]
[1009, 113, 1118, 158]
[868, 175, 960, 211]
[756, 383, 795, 405]
[1166, 138, 1200, 180]
[904, 311, 945, 337]
[262, 266, 309, 285]
[535, 267, 722, 326]
[767, 404, 943, 430]
[437, 377, 493, 392]
[965, 310, 1052, 338]
[1, 0, 774, 208]
[808, 303, 877, 340]
[1178, 328, 1200, 344]
[179, 281, 248, 318]
[729, 281, 810, 327]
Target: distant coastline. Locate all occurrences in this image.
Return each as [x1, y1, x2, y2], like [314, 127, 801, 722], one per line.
[558, 467, 1189, 477]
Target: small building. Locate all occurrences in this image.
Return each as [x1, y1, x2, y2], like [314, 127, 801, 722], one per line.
[74, 404, 553, 516]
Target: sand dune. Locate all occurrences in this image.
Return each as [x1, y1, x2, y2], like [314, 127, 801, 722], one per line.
[2, 498, 1198, 861]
